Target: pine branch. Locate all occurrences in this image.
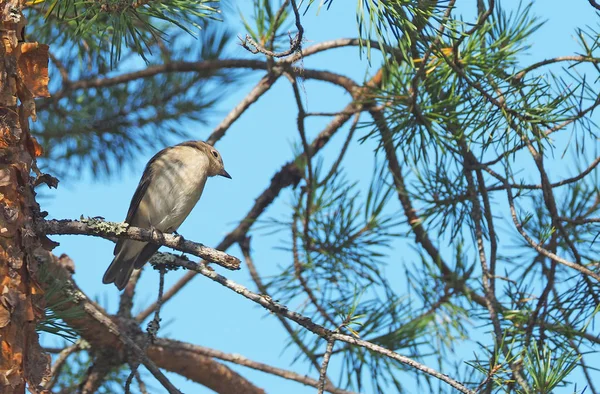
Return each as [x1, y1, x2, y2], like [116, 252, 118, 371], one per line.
[153, 338, 356, 394]
[240, 0, 303, 58]
[38, 218, 241, 270]
[136, 67, 383, 321]
[39, 251, 264, 394]
[149, 252, 476, 394]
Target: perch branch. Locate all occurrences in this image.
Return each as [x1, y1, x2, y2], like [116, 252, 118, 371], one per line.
[38, 218, 241, 270]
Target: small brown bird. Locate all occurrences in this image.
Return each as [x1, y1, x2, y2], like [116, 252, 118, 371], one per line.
[102, 141, 231, 290]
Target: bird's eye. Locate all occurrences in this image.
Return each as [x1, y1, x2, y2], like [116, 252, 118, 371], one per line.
[211, 151, 219, 158]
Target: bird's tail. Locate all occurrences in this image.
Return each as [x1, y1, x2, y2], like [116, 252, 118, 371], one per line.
[102, 255, 136, 290]
[102, 240, 145, 290]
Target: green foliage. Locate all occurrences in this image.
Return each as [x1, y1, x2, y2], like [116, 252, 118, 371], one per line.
[240, 0, 293, 51]
[36, 265, 83, 342]
[263, 1, 600, 392]
[31, 0, 600, 391]
[524, 343, 580, 394]
[29, 0, 218, 66]
[50, 350, 135, 393]
[31, 25, 238, 179]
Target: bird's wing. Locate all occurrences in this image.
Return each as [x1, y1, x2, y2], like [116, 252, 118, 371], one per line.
[123, 146, 175, 225]
[125, 171, 152, 225]
[113, 154, 158, 255]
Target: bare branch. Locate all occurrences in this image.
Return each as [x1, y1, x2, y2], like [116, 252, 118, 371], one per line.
[126, 266, 167, 394]
[118, 269, 142, 318]
[239, 238, 330, 379]
[240, 0, 304, 58]
[590, 0, 600, 10]
[150, 252, 476, 394]
[78, 354, 116, 394]
[504, 178, 600, 282]
[148, 342, 266, 394]
[318, 112, 359, 187]
[317, 339, 335, 394]
[206, 71, 282, 145]
[515, 55, 600, 80]
[155, 338, 356, 394]
[286, 38, 404, 64]
[135, 371, 149, 394]
[40, 252, 264, 394]
[45, 260, 182, 394]
[43, 341, 84, 391]
[38, 218, 241, 270]
[44, 38, 387, 105]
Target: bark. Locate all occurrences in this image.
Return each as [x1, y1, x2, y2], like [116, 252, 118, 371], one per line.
[0, 0, 52, 391]
[40, 253, 264, 394]
[148, 344, 265, 394]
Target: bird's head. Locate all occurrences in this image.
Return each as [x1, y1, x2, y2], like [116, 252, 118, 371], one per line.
[195, 141, 231, 179]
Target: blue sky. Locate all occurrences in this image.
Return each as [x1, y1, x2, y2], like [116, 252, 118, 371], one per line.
[40, 1, 600, 393]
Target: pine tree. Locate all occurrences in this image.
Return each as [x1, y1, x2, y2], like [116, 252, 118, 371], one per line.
[1, 0, 599, 393]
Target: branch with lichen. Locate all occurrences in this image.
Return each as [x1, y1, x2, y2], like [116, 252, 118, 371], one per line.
[37, 218, 241, 270]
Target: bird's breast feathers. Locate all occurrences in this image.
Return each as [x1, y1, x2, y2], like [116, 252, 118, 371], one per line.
[140, 145, 210, 231]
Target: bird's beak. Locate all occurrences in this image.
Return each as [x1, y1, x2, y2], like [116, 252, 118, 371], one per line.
[219, 168, 232, 179]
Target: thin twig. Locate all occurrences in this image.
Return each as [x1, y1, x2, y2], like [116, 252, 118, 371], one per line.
[504, 178, 600, 281]
[240, 0, 303, 58]
[118, 269, 142, 318]
[43, 341, 83, 390]
[317, 339, 335, 394]
[78, 355, 115, 394]
[150, 252, 476, 394]
[125, 266, 166, 393]
[286, 72, 314, 252]
[156, 337, 355, 394]
[239, 237, 332, 381]
[206, 71, 282, 145]
[292, 215, 338, 327]
[318, 112, 359, 187]
[305, 110, 362, 117]
[515, 55, 600, 80]
[460, 144, 530, 391]
[44, 38, 391, 105]
[453, 0, 494, 50]
[48, 51, 70, 83]
[135, 371, 149, 394]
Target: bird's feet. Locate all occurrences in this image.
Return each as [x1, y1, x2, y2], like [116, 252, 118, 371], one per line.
[149, 225, 161, 240]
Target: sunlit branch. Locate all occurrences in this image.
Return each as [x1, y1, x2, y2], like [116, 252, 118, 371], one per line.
[135, 69, 383, 321]
[38, 218, 241, 270]
[504, 178, 600, 282]
[150, 252, 476, 394]
[156, 338, 356, 394]
[207, 71, 282, 145]
[240, 0, 303, 58]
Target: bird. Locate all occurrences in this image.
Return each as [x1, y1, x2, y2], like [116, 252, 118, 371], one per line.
[102, 140, 231, 290]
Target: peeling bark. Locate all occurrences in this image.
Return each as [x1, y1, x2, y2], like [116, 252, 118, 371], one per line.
[0, 0, 51, 392]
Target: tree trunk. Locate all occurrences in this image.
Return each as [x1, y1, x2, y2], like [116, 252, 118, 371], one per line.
[0, 0, 51, 392]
